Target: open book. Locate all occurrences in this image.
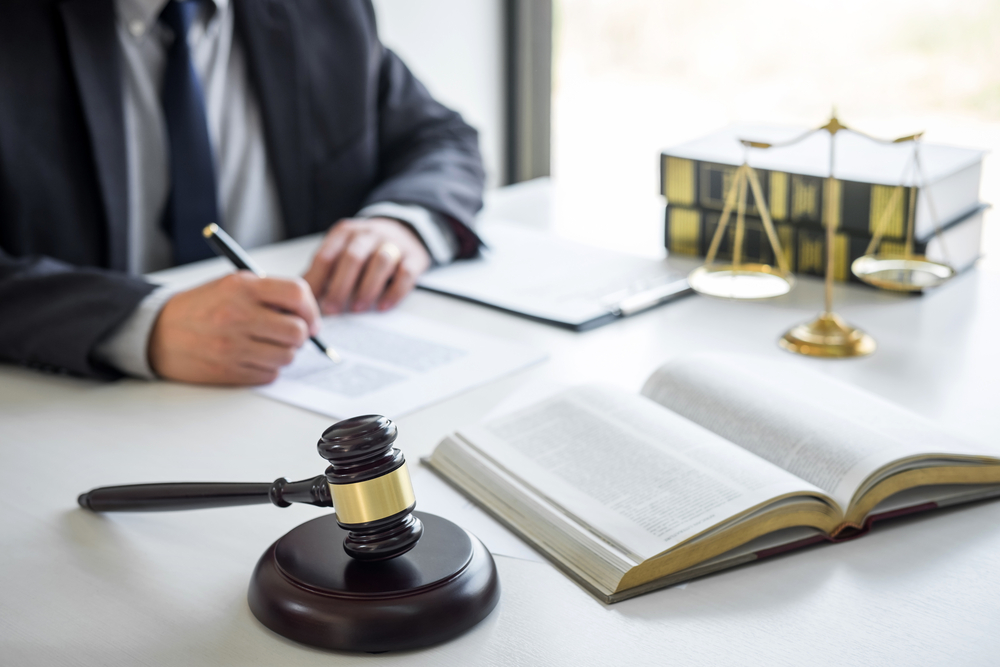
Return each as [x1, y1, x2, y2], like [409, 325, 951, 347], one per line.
[425, 355, 1000, 603]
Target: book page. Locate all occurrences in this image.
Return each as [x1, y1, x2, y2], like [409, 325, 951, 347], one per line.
[254, 311, 545, 419]
[408, 463, 543, 563]
[458, 386, 828, 561]
[641, 355, 999, 510]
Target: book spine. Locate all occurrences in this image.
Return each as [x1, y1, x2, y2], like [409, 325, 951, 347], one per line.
[660, 155, 698, 207]
[664, 205, 702, 257]
[661, 154, 916, 240]
[795, 225, 855, 282]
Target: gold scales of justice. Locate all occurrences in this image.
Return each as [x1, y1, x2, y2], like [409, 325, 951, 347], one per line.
[686, 114, 956, 357]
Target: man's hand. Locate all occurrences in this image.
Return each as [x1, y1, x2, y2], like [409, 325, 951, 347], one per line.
[148, 272, 321, 385]
[303, 217, 431, 315]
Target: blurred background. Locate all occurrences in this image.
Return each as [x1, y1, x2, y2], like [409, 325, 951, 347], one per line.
[374, 0, 998, 268]
[552, 0, 999, 266]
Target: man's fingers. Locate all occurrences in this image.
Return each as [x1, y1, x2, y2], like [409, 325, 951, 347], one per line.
[353, 243, 402, 312]
[231, 364, 281, 386]
[150, 273, 315, 387]
[240, 337, 298, 370]
[321, 232, 379, 313]
[377, 259, 421, 311]
[303, 223, 354, 298]
[303, 217, 432, 315]
[249, 308, 311, 348]
[251, 277, 321, 335]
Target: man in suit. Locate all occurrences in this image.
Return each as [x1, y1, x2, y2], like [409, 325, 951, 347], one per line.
[0, 0, 484, 384]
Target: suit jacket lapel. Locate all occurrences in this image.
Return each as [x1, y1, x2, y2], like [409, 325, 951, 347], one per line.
[234, 0, 310, 239]
[60, 0, 130, 271]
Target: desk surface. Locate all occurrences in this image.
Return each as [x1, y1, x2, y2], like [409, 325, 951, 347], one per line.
[2, 182, 999, 666]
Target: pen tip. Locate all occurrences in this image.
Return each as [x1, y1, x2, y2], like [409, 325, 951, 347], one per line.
[325, 348, 342, 364]
[202, 223, 218, 238]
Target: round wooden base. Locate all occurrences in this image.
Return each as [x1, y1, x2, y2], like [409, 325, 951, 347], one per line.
[247, 511, 500, 653]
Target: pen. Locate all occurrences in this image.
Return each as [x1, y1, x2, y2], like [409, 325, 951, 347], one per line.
[202, 223, 341, 363]
[611, 280, 690, 317]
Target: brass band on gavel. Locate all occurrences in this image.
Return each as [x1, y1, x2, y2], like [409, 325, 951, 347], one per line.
[328, 462, 416, 525]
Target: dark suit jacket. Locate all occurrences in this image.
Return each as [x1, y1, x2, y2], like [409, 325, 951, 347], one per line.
[0, 0, 485, 379]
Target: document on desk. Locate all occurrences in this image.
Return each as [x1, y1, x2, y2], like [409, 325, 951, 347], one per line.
[417, 223, 691, 331]
[254, 311, 546, 419]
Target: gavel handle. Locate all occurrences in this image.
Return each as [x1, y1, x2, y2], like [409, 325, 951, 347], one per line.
[77, 475, 332, 512]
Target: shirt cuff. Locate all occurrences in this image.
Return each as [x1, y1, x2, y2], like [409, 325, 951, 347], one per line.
[357, 202, 459, 265]
[92, 286, 177, 380]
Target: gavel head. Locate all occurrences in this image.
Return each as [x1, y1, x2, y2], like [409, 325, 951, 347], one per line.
[317, 415, 423, 561]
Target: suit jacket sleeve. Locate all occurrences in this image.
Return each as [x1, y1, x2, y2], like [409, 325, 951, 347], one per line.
[360, 42, 486, 258]
[0, 247, 156, 379]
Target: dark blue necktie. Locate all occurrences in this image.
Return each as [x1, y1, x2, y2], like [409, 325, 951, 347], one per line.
[160, 0, 219, 265]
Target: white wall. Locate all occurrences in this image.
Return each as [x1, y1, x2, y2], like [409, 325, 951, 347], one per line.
[371, 0, 505, 188]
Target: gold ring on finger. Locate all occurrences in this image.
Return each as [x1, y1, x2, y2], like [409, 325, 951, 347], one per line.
[379, 242, 402, 263]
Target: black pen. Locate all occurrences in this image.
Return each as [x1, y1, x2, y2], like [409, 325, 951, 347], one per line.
[202, 223, 341, 363]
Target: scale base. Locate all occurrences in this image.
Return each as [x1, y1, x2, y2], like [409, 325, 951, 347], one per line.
[779, 312, 876, 358]
[248, 511, 500, 653]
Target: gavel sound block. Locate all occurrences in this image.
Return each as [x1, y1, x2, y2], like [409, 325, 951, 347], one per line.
[78, 415, 500, 653]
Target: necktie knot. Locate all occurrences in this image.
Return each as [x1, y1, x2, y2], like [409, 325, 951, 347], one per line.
[160, 0, 199, 37]
[159, 0, 200, 36]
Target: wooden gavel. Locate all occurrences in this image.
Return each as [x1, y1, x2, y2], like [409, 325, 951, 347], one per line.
[78, 415, 498, 652]
[79, 415, 424, 561]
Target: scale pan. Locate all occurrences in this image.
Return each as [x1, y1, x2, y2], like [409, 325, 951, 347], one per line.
[688, 264, 794, 300]
[851, 255, 954, 292]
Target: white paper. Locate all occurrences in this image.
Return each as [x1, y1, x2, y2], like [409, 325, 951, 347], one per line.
[254, 311, 546, 419]
[417, 223, 688, 327]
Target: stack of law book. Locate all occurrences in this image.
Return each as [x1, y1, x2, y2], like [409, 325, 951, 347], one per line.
[425, 355, 1000, 603]
[660, 126, 988, 283]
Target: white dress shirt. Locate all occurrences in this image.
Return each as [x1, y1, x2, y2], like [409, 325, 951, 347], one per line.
[95, 0, 457, 378]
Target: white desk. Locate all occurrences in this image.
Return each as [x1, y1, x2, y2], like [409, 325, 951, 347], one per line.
[2, 183, 999, 666]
